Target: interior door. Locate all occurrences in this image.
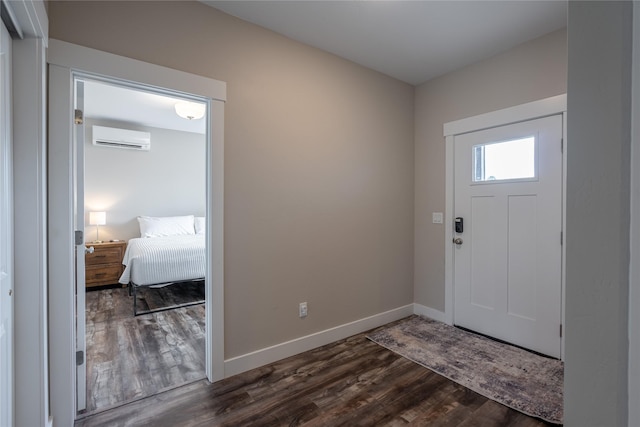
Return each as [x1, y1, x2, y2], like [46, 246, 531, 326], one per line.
[74, 78, 87, 411]
[453, 115, 562, 358]
[0, 19, 12, 427]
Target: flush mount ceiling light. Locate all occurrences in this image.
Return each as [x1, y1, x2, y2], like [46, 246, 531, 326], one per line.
[174, 101, 206, 120]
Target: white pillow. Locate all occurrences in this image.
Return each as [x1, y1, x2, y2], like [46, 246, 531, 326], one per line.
[138, 215, 195, 238]
[194, 216, 205, 235]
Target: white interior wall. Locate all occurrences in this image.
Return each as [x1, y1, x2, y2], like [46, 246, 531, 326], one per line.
[84, 118, 206, 241]
[565, 2, 632, 425]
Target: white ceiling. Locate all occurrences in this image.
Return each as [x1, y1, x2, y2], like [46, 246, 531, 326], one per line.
[205, 0, 567, 85]
[83, 79, 206, 134]
[84, 1, 567, 132]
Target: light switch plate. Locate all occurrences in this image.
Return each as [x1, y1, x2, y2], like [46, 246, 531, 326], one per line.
[432, 212, 443, 224]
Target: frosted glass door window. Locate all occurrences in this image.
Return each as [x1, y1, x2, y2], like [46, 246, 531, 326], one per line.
[473, 136, 536, 182]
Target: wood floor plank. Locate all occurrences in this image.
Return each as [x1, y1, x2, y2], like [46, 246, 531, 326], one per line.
[303, 358, 436, 426]
[413, 386, 487, 426]
[457, 399, 547, 427]
[205, 346, 397, 426]
[329, 367, 448, 426]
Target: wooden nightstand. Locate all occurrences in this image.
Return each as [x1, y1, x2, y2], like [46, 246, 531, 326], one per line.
[85, 241, 127, 288]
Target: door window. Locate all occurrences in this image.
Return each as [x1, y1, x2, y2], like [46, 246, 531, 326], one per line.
[473, 136, 536, 182]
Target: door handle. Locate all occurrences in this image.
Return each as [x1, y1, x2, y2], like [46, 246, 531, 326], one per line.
[85, 246, 95, 254]
[453, 237, 463, 246]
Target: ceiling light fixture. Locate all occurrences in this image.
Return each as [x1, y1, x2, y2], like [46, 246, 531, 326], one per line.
[174, 101, 206, 120]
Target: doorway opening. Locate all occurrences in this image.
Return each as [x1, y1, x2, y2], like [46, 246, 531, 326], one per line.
[48, 41, 226, 426]
[74, 75, 209, 415]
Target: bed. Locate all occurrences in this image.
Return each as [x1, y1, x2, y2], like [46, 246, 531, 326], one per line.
[119, 215, 206, 316]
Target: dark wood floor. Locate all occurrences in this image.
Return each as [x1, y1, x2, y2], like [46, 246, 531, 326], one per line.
[84, 284, 206, 414]
[76, 320, 556, 427]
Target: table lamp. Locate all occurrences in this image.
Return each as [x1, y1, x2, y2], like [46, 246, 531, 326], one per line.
[89, 211, 106, 243]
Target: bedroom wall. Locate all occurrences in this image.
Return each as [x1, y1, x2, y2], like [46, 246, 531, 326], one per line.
[83, 118, 206, 242]
[413, 28, 567, 311]
[48, 1, 415, 359]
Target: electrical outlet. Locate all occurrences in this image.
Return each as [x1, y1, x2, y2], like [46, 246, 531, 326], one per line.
[299, 302, 308, 318]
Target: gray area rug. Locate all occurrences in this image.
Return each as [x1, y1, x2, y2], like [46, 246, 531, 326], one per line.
[367, 315, 563, 424]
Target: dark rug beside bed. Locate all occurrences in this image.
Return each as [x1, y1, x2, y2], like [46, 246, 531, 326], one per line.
[134, 280, 205, 313]
[367, 315, 564, 424]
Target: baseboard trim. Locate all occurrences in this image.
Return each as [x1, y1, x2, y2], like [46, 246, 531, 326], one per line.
[224, 304, 414, 377]
[413, 303, 449, 324]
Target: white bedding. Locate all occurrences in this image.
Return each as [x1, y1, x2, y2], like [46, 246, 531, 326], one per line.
[119, 235, 205, 286]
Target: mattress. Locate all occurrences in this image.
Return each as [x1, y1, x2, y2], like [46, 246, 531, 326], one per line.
[119, 235, 205, 287]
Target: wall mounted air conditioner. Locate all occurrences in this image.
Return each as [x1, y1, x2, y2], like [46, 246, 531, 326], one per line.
[92, 125, 151, 151]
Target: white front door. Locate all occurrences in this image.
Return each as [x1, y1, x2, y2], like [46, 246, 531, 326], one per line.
[453, 115, 562, 358]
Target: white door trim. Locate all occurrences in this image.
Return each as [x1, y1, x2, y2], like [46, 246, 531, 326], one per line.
[0, 19, 13, 427]
[5, 1, 49, 426]
[47, 40, 226, 425]
[443, 94, 566, 357]
[443, 94, 567, 137]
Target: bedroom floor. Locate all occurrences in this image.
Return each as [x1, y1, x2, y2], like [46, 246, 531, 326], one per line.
[84, 283, 206, 414]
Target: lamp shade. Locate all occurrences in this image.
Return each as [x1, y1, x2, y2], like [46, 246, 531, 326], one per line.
[89, 211, 106, 226]
[174, 101, 206, 120]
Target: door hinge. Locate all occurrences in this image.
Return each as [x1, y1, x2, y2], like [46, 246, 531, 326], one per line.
[75, 230, 83, 245]
[560, 231, 563, 245]
[560, 324, 563, 338]
[76, 350, 84, 366]
[561, 138, 564, 153]
[74, 109, 84, 125]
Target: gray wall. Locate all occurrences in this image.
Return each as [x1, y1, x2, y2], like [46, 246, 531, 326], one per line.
[414, 29, 567, 310]
[565, 2, 632, 425]
[83, 119, 205, 242]
[50, 1, 415, 359]
[629, 3, 640, 424]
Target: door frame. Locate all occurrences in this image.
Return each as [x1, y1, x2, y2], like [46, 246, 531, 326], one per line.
[48, 39, 226, 425]
[0, 17, 12, 427]
[443, 94, 567, 358]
